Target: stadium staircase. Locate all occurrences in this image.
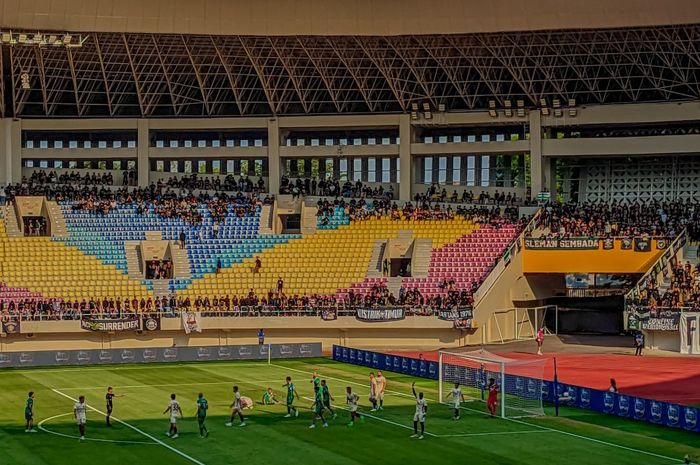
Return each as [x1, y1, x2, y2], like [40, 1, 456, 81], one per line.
[410, 238, 433, 277]
[301, 201, 318, 235]
[366, 240, 386, 277]
[258, 204, 274, 235]
[2, 205, 22, 238]
[124, 241, 144, 279]
[45, 201, 69, 238]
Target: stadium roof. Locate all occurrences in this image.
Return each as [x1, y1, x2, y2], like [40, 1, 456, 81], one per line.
[1, 24, 700, 118]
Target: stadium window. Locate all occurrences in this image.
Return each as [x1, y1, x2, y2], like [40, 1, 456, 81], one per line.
[83, 160, 93, 169]
[113, 140, 122, 149]
[396, 159, 400, 182]
[69, 140, 78, 149]
[395, 136, 400, 145]
[296, 159, 305, 176]
[69, 161, 78, 169]
[25, 160, 34, 168]
[353, 138, 362, 146]
[481, 134, 490, 143]
[296, 138, 305, 147]
[381, 158, 391, 183]
[25, 140, 33, 148]
[467, 135, 476, 143]
[424, 157, 433, 184]
[438, 156, 447, 183]
[368, 157, 376, 182]
[240, 139, 249, 147]
[339, 158, 348, 181]
[39, 160, 48, 168]
[325, 158, 334, 180]
[198, 140, 207, 148]
[212, 160, 221, 174]
[226, 139, 235, 147]
[254, 139, 263, 147]
[40, 140, 48, 149]
[310, 159, 320, 178]
[184, 140, 193, 148]
[453, 135, 462, 143]
[240, 160, 249, 176]
[198, 160, 207, 174]
[311, 138, 320, 147]
[510, 133, 520, 141]
[283, 160, 291, 176]
[481, 156, 491, 187]
[254, 159, 263, 177]
[339, 138, 348, 146]
[98, 161, 107, 170]
[368, 137, 376, 145]
[53, 141, 63, 149]
[99, 141, 107, 148]
[381, 137, 391, 145]
[438, 136, 448, 144]
[54, 160, 63, 169]
[170, 140, 179, 148]
[466, 156, 475, 186]
[156, 160, 165, 172]
[156, 140, 164, 148]
[424, 136, 433, 144]
[128, 140, 136, 148]
[212, 140, 221, 148]
[353, 158, 362, 182]
[496, 134, 505, 142]
[112, 160, 121, 170]
[225, 160, 234, 174]
[325, 138, 334, 146]
[452, 157, 461, 185]
[127, 160, 136, 170]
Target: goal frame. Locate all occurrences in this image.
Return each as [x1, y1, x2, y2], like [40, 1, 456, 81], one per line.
[438, 350, 545, 419]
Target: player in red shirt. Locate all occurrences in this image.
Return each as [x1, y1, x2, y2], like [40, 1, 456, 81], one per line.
[487, 378, 499, 417]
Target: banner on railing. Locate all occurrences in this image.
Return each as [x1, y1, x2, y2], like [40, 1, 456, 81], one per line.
[437, 308, 473, 321]
[524, 238, 598, 250]
[626, 308, 682, 331]
[680, 313, 700, 355]
[634, 237, 652, 252]
[333, 344, 700, 433]
[182, 311, 202, 334]
[1, 319, 20, 334]
[355, 308, 405, 322]
[142, 315, 161, 331]
[80, 316, 141, 332]
[321, 309, 338, 321]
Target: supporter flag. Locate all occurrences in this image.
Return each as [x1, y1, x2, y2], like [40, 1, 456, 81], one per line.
[182, 311, 202, 334]
[1, 319, 20, 334]
[621, 238, 633, 250]
[656, 238, 669, 250]
[680, 312, 700, 355]
[634, 237, 652, 252]
[602, 238, 614, 250]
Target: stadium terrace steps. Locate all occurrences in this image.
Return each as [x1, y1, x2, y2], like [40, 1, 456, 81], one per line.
[124, 241, 144, 279]
[258, 204, 274, 235]
[386, 276, 403, 297]
[301, 202, 318, 235]
[45, 201, 69, 238]
[170, 241, 192, 280]
[2, 205, 22, 238]
[151, 279, 171, 298]
[180, 216, 479, 299]
[367, 240, 386, 277]
[410, 239, 433, 277]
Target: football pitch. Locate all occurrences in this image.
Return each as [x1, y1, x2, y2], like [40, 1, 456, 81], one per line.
[1, 357, 699, 465]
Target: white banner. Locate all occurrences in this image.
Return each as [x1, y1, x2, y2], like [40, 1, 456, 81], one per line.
[680, 312, 700, 355]
[181, 311, 202, 334]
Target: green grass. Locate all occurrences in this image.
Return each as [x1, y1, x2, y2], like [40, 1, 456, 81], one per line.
[1, 358, 699, 465]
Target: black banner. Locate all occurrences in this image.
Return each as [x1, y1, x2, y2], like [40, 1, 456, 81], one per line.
[453, 319, 474, 330]
[321, 309, 337, 321]
[524, 237, 598, 250]
[634, 237, 652, 252]
[355, 308, 405, 322]
[80, 317, 141, 332]
[602, 238, 615, 250]
[627, 308, 682, 331]
[142, 315, 161, 331]
[1, 319, 20, 334]
[656, 238, 669, 250]
[621, 237, 633, 250]
[437, 308, 474, 321]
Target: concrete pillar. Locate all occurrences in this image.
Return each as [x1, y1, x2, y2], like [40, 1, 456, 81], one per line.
[1, 119, 22, 186]
[0, 118, 10, 187]
[398, 114, 412, 201]
[528, 110, 543, 200]
[136, 119, 150, 187]
[267, 118, 281, 195]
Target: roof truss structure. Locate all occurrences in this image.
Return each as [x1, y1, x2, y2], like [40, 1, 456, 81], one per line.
[1, 24, 699, 118]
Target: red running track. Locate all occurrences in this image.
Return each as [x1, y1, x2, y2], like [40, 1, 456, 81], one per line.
[393, 351, 700, 406]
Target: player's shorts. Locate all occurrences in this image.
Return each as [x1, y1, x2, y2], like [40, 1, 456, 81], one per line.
[413, 413, 425, 422]
[323, 400, 332, 409]
[170, 415, 178, 424]
[106, 406, 113, 415]
[349, 404, 358, 413]
[76, 415, 87, 425]
[25, 411, 33, 421]
[377, 392, 384, 401]
[197, 415, 206, 424]
[452, 402, 461, 409]
[286, 398, 294, 406]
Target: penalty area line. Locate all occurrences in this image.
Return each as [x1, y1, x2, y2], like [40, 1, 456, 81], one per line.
[51, 388, 206, 465]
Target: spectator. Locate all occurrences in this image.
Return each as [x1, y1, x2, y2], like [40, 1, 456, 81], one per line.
[258, 329, 265, 345]
[179, 231, 186, 249]
[608, 378, 618, 393]
[634, 331, 644, 356]
[536, 327, 545, 355]
[277, 277, 284, 294]
[212, 221, 220, 239]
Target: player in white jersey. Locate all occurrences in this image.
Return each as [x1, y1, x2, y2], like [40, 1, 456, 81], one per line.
[411, 382, 427, 439]
[345, 386, 362, 427]
[225, 385, 246, 427]
[163, 393, 182, 438]
[368, 373, 378, 411]
[375, 371, 387, 410]
[73, 395, 87, 441]
[446, 382, 466, 420]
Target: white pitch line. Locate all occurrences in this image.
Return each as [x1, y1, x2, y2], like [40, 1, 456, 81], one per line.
[56, 380, 282, 391]
[38, 412, 156, 445]
[301, 396, 437, 437]
[52, 388, 206, 465]
[275, 362, 683, 463]
[0, 362, 265, 376]
[434, 430, 552, 438]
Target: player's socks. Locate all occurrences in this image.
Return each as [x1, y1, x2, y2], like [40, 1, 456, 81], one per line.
[295, 409, 299, 417]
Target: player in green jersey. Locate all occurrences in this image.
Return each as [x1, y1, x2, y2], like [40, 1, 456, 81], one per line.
[262, 387, 280, 405]
[309, 386, 328, 429]
[195, 392, 209, 438]
[320, 380, 337, 419]
[311, 371, 321, 393]
[283, 376, 299, 418]
[25, 392, 37, 433]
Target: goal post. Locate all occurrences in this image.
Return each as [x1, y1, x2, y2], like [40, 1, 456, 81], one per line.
[438, 350, 546, 419]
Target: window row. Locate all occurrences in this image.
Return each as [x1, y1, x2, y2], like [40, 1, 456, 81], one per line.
[153, 138, 266, 149]
[150, 159, 268, 177]
[23, 159, 137, 171]
[283, 157, 399, 183]
[419, 154, 529, 188]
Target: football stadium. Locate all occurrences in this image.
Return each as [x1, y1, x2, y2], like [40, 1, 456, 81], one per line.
[1, 1, 700, 464]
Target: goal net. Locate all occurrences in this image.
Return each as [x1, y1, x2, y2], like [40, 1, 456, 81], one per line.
[439, 350, 546, 418]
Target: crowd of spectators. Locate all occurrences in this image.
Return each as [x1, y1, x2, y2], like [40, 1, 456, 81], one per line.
[29, 170, 114, 186]
[633, 260, 700, 309]
[414, 185, 527, 206]
[163, 174, 265, 194]
[280, 176, 394, 200]
[533, 201, 700, 239]
[145, 260, 173, 280]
